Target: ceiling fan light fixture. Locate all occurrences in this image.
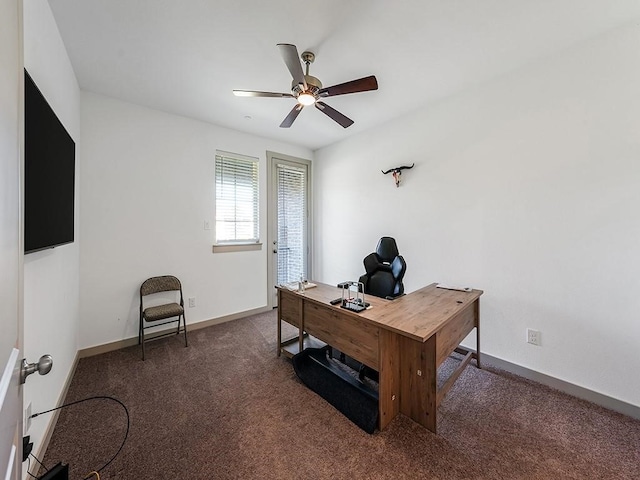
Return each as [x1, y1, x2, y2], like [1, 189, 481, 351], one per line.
[297, 93, 315, 106]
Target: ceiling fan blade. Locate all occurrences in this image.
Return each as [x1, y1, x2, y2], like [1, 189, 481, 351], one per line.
[318, 75, 378, 98]
[277, 43, 307, 90]
[280, 104, 304, 128]
[315, 101, 354, 128]
[233, 90, 293, 98]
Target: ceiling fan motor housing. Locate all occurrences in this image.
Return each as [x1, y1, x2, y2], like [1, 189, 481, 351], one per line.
[292, 75, 322, 97]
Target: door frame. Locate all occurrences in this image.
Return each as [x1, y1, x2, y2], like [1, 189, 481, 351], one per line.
[0, 0, 24, 479]
[266, 151, 312, 309]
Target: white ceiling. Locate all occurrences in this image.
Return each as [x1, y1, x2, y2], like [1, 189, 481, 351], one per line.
[48, 0, 640, 151]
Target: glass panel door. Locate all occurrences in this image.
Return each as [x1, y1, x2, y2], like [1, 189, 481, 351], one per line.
[267, 152, 311, 307]
[276, 162, 307, 285]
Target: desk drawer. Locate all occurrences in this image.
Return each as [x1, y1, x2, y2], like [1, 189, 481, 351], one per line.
[304, 302, 379, 369]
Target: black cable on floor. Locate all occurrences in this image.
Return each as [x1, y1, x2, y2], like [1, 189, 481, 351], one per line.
[26, 457, 36, 478]
[31, 396, 130, 480]
[28, 451, 48, 478]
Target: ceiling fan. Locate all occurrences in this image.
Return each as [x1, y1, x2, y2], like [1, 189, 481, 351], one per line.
[233, 43, 378, 129]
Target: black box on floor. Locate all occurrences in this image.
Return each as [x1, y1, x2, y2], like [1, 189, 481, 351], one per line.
[39, 462, 68, 480]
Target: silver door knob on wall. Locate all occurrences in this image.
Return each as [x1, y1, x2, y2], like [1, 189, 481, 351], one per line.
[20, 354, 53, 384]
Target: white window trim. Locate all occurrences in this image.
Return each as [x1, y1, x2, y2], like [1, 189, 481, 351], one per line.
[212, 242, 262, 254]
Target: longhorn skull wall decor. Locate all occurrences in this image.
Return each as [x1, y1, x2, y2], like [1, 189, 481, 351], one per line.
[382, 163, 415, 187]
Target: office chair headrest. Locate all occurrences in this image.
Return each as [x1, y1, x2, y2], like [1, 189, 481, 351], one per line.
[376, 237, 399, 264]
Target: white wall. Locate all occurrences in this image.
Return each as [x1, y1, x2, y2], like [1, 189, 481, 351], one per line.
[22, 0, 81, 460]
[79, 92, 312, 348]
[313, 22, 640, 407]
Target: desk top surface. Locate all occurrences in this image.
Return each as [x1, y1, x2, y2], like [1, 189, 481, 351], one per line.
[277, 281, 483, 342]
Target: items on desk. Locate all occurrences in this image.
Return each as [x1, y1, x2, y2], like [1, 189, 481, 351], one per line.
[337, 280, 370, 312]
[341, 301, 367, 312]
[281, 279, 317, 291]
[436, 283, 472, 292]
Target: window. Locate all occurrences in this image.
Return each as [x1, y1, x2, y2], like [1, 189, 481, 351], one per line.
[214, 151, 259, 246]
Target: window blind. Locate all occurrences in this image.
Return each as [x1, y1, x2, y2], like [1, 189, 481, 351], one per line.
[215, 151, 259, 243]
[276, 163, 306, 284]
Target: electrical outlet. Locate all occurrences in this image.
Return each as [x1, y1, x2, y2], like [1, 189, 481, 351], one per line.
[188, 297, 196, 308]
[204, 221, 210, 230]
[527, 328, 541, 346]
[25, 402, 32, 432]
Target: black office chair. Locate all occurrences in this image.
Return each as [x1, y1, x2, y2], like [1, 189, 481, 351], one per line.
[139, 275, 188, 360]
[358, 237, 406, 299]
[355, 237, 406, 380]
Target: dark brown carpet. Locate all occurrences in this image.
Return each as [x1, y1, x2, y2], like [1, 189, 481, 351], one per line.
[39, 310, 640, 479]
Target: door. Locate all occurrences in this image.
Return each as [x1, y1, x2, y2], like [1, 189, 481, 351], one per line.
[267, 152, 311, 307]
[0, 0, 23, 479]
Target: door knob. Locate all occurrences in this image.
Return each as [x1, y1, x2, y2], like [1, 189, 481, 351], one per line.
[20, 354, 53, 384]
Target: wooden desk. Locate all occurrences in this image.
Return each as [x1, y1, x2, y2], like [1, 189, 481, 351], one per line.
[277, 282, 483, 433]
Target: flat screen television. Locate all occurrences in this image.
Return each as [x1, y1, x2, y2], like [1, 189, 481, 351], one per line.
[24, 70, 75, 254]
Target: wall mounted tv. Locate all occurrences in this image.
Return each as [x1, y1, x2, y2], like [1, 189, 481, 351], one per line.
[24, 70, 75, 254]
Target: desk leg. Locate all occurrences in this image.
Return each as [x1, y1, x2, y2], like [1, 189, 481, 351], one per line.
[399, 335, 437, 433]
[298, 324, 304, 353]
[277, 301, 282, 357]
[379, 330, 400, 430]
[475, 300, 481, 369]
[298, 298, 304, 354]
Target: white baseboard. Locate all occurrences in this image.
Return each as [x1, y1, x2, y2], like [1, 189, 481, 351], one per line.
[78, 305, 272, 359]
